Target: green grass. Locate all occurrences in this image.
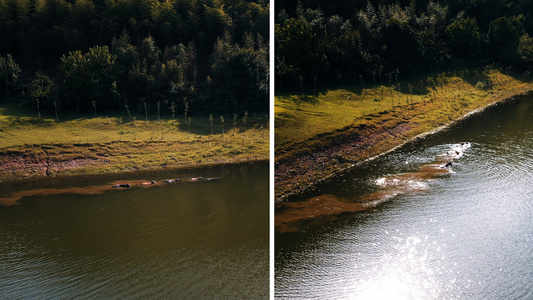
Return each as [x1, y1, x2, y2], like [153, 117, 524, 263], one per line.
[0, 107, 266, 146]
[0, 108, 269, 181]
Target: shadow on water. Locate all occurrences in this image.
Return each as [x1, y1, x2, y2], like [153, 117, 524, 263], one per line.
[275, 143, 471, 233]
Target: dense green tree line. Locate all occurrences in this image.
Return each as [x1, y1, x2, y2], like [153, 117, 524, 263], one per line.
[0, 0, 269, 116]
[275, 0, 533, 89]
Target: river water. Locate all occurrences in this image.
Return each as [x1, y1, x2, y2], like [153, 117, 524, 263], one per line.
[0, 162, 269, 299]
[276, 96, 533, 299]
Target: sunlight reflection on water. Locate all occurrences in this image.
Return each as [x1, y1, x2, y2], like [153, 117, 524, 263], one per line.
[352, 234, 442, 300]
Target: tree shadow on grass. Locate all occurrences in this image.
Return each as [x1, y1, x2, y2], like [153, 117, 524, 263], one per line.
[173, 116, 269, 137]
[456, 68, 493, 88]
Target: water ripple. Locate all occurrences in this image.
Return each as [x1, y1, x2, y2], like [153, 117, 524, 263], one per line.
[276, 98, 533, 299]
[1, 163, 269, 299]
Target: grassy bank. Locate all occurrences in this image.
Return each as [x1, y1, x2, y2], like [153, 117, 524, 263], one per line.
[0, 107, 269, 182]
[275, 68, 533, 202]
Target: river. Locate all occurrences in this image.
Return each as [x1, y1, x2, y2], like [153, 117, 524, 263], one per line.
[275, 96, 533, 299]
[0, 161, 269, 299]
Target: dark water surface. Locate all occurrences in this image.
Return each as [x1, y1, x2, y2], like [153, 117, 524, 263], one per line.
[276, 97, 533, 299]
[0, 162, 269, 299]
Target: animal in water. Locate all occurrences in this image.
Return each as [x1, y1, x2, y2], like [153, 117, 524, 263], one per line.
[440, 142, 472, 168]
[142, 180, 156, 185]
[446, 142, 471, 159]
[204, 177, 221, 182]
[460, 142, 471, 148]
[454, 142, 471, 152]
[161, 177, 222, 184]
[441, 161, 453, 168]
[164, 179, 182, 183]
[112, 183, 131, 188]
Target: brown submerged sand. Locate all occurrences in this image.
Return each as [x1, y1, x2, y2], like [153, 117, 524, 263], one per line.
[0, 177, 219, 206]
[275, 143, 470, 232]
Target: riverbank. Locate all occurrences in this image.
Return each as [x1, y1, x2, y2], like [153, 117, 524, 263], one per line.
[0, 110, 269, 183]
[275, 69, 533, 203]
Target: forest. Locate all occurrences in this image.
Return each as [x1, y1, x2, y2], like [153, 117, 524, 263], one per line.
[0, 0, 269, 117]
[275, 0, 533, 90]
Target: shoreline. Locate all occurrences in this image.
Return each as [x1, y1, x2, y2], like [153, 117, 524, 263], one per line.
[275, 86, 533, 204]
[0, 139, 268, 184]
[0, 112, 269, 184]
